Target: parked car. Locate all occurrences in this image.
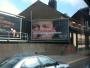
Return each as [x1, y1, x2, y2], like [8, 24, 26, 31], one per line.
[0, 55, 69, 68]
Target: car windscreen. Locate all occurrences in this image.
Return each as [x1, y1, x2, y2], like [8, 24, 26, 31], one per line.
[0, 57, 22, 68]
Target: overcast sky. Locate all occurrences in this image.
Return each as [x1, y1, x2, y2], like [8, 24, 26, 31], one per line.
[0, 0, 88, 17]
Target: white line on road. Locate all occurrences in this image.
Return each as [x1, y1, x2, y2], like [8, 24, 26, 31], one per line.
[68, 57, 88, 64]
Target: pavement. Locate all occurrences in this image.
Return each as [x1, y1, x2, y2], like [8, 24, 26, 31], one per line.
[47, 50, 90, 64]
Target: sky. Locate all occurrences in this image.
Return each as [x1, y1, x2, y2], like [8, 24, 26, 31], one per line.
[0, 0, 88, 17]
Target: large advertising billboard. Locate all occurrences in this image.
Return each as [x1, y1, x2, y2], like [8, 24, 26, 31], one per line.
[31, 19, 69, 42]
[0, 12, 22, 39]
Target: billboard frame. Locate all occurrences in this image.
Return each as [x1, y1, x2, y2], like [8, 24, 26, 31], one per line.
[30, 18, 70, 43]
[0, 11, 23, 40]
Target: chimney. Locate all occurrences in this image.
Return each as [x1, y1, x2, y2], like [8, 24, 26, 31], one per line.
[48, 0, 57, 9]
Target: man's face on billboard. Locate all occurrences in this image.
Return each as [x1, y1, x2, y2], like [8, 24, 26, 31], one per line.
[32, 21, 56, 40]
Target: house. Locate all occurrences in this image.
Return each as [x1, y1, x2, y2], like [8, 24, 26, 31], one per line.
[19, 0, 75, 54]
[20, 0, 68, 21]
[20, 0, 67, 38]
[0, 0, 77, 56]
[71, 7, 90, 50]
[84, 0, 90, 7]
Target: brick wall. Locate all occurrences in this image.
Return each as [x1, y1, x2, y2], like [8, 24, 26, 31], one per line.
[0, 43, 68, 61]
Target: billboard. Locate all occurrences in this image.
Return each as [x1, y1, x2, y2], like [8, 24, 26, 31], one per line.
[0, 12, 22, 39]
[31, 19, 69, 42]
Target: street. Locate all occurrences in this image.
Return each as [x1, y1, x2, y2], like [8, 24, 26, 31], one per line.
[70, 57, 90, 68]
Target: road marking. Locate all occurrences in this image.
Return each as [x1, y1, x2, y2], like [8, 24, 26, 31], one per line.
[68, 57, 88, 64]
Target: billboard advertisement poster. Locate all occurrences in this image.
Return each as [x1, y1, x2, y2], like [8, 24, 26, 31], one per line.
[0, 13, 21, 39]
[31, 19, 69, 42]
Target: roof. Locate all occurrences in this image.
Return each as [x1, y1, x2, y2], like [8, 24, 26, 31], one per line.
[72, 7, 90, 20]
[84, 0, 90, 7]
[20, 0, 69, 21]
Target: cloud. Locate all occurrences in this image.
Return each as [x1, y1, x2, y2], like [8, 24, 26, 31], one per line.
[0, 0, 48, 15]
[0, 0, 21, 15]
[56, 0, 87, 17]
[59, 0, 79, 6]
[21, 0, 87, 8]
[22, 0, 37, 4]
[0, 0, 87, 16]
[57, 0, 87, 7]
[22, 0, 48, 4]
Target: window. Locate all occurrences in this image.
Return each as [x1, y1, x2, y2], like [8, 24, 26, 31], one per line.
[38, 56, 56, 66]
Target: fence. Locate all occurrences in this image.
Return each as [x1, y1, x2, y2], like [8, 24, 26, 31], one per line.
[0, 32, 28, 42]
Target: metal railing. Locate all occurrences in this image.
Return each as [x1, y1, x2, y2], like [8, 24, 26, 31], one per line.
[0, 32, 28, 42]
